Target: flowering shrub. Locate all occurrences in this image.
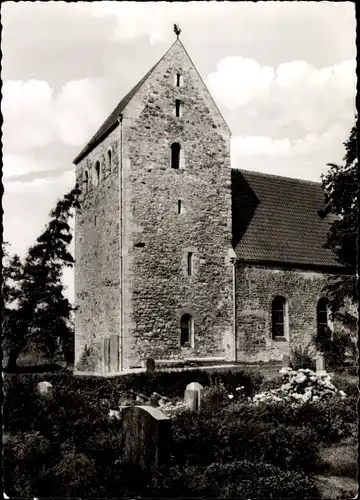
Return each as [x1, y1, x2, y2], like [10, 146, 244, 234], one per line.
[252, 368, 346, 406]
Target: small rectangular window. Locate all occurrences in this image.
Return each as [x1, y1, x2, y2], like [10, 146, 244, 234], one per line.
[175, 99, 182, 118]
[94, 215, 97, 226]
[177, 200, 182, 214]
[171, 143, 181, 169]
[187, 252, 193, 276]
[174, 73, 183, 87]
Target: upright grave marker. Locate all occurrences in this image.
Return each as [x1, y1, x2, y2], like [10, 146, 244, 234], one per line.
[146, 358, 156, 374]
[184, 382, 204, 411]
[316, 353, 326, 375]
[119, 405, 172, 471]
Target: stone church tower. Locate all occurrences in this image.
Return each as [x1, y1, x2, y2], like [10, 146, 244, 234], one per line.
[73, 36, 235, 373]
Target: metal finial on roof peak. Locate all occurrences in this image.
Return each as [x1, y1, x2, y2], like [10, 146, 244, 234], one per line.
[174, 24, 181, 38]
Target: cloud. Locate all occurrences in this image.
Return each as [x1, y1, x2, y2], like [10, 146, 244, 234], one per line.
[2, 78, 108, 153]
[55, 79, 107, 146]
[232, 123, 346, 159]
[207, 57, 275, 109]
[2, 154, 47, 178]
[4, 170, 75, 194]
[231, 123, 350, 181]
[2, 80, 55, 150]
[74, 2, 194, 45]
[207, 57, 356, 134]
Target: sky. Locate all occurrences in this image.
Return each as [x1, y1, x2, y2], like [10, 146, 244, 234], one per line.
[2, 1, 357, 303]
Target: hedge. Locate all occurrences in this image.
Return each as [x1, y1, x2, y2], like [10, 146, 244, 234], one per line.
[3, 368, 263, 432]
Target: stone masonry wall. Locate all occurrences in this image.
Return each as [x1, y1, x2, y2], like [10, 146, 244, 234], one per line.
[74, 128, 120, 371]
[121, 40, 234, 367]
[235, 264, 347, 362]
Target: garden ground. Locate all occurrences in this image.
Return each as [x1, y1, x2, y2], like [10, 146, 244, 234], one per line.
[3, 364, 358, 498]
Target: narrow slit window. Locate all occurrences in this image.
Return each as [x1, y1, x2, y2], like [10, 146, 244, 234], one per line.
[181, 314, 193, 346]
[107, 149, 112, 172]
[171, 143, 180, 169]
[94, 215, 97, 226]
[176, 73, 181, 87]
[83, 170, 89, 193]
[187, 252, 193, 276]
[94, 161, 100, 186]
[177, 200, 182, 214]
[175, 99, 182, 117]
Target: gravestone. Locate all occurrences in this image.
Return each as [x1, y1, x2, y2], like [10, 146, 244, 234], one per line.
[316, 353, 326, 374]
[119, 405, 172, 471]
[282, 354, 290, 368]
[184, 382, 204, 411]
[37, 381, 53, 398]
[146, 358, 156, 374]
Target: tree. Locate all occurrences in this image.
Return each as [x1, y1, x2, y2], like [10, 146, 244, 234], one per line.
[319, 118, 358, 315]
[2, 243, 26, 369]
[3, 185, 81, 371]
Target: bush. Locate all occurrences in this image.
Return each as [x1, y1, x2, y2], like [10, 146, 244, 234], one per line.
[228, 393, 357, 445]
[291, 344, 316, 370]
[148, 460, 319, 498]
[3, 368, 264, 431]
[315, 328, 357, 372]
[252, 368, 347, 406]
[332, 374, 359, 398]
[4, 432, 53, 497]
[171, 408, 320, 472]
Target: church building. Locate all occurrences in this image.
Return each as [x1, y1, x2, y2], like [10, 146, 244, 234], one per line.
[73, 34, 349, 374]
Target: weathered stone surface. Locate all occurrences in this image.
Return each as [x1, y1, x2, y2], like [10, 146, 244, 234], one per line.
[235, 265, 349, 362]
[74, 127, 121, 372]
[282, 354, 291, 368]
[37, 381, 53, 397]
[184, 382, 203, 410]
[75, 39, 234, 373]
[316, 353, 326, 373]
[146, 358, 156, 374]
[186, 381, 204, 391]
[184, 389, 199, 410]
[119, 405, 172, 470]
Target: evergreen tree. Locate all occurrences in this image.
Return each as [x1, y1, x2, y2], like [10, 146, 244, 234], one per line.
[3, 186, 81, 371]
[319, 118, 358, 316]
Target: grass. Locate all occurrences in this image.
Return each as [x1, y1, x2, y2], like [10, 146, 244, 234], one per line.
[318, 436, 358, 477]
[314, 474, 358, 499]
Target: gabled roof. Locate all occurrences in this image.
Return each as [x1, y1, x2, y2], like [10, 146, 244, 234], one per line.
[73, 65, 158, 164]
[73, 42, 177, 165]
[74, 38, 230, 165]
[232, 169, 344, 269]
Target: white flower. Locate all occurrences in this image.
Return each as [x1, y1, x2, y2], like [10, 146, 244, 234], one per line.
[338, 390, 347, 398]
[228, 394, 234, 399]
[279, 367, 292, 374]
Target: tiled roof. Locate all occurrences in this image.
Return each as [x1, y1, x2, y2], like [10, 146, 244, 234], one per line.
[232, 169, 344, 269]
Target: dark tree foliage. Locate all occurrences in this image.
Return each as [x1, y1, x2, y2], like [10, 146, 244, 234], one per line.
[3, 186, 81, 371]
[319, 118, 358, 314]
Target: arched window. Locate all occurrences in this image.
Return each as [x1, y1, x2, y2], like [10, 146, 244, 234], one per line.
[83, 169, 89, 193]
[181, 314, 193, 346]
[317, 297, 329, 337]
[107, 149, 112, 172]
[171, 143, 181, 169]
[94, 161, 100, 186]
[272, 296, 287, 338]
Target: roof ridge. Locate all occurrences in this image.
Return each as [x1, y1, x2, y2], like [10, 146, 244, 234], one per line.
[237, 168, 322, 186]
[178, 38, 230, 134]
[74, 39, 179, 164]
